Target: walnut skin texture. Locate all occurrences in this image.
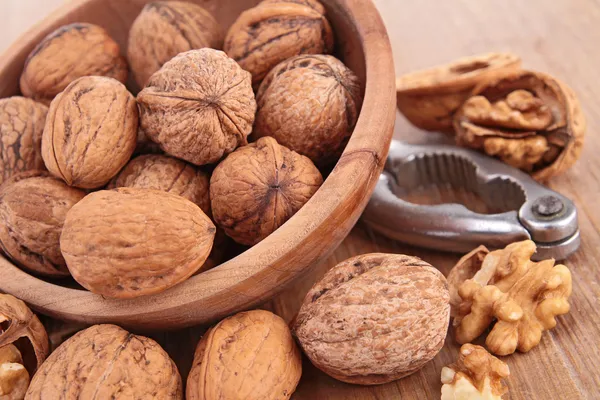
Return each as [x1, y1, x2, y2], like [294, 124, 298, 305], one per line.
[41, 76, 138, 189]
[453, 70, 586, 180]
[293, 253, 450, 385]
[0, 97, 47, 185]
[60, 188, 216, 299]
[224, 0, 334, 87]
[453, 240, 572, 355]
[0, 171, 85, 277]
[187, 310, 301, 400]
[128, 1, 224, 88]
[25, 324, 182, 399]
[19, 23, 127, 105]
[137, 49, 256, 166]
[210, 137, 322, 246]
[254, 55, 362, 166]
[0, 344, 29, 400]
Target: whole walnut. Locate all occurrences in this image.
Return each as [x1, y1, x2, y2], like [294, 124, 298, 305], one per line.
[26, 324, 182, 399]
[0, 97, 47, 185]
[41, 76, 138, 189]
[293, 253, 450, 385]
[254, 55, 362, 166]
[187, 310, 302, 400]
[20, 23, 127, 105]
[60, 188, 216, 298]
[210, 137, 323, 245]
[128, 1, 223, 88]
[137, 49, 256, 166]
[224, 0, 334, 87]
[0, 171, 85, 277]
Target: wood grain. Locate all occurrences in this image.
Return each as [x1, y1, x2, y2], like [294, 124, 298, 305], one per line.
[1, 0, 599, 399]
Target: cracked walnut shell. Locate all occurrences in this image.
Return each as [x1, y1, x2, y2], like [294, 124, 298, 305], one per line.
[20, 23, 127, 105]
[41, 76, 138, 189]
[293, 253, 450, 385]
[453, 70, 585, 180]
[224, 0, 334, 87]
[137, 49, 256, 166]
[128, 1, 224, 88]
[26, 324, 182, 399]
[254, 55, 362, 166]
[187, 310, 301, 400]
[210, 137, 322, 246]
[60, 188, 216, 299]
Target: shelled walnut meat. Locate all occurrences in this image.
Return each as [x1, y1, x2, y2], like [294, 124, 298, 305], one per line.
[19, 23, 127, 105]
[128, 1, 223, 88]
[41, 76, 138, 189]
[224, 0, 334, 87]
[210, 137, 323, 245]
[0, 171, 85, 277]
[0, 344, 29, 400]
[26, 324, 182, 399]
[293, 253, 450, 385]
[187, 310, 302, 400]
[137, 49, 256, 166]
[254, 55, 363, 166]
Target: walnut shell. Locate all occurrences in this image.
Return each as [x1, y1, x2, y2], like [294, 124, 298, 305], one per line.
[19, 23, 127, 105]
[187, 310, 302, 400]
[128, 1, 223, 88]
[224, 0, 334, 87]
[254, 55, 362, 166]
[26, 324, 182, 399]
[60, 188, 216, 298]
[137, 49, 256, 166]
[41, 76, 138, 189]
[0, 171, 85, 277]
[210, 137, 323, 245]
[0, 97, 47, 185]
[293, 253, 450, 385]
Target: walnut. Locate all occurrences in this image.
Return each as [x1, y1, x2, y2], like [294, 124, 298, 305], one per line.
[293, 253, 450, 385]
[254, 55, 363, 166]
[19, 23, 127, 105]
[26, 324, 182, 399]
[137, 49, 256, 166]
[128, 1, 223, 88]
[210, 137, 322, 245]
[60, 187, 216, 298]
[452, 240, 572, 355]
[224, 0, 334, 87]
[0, 97, 47, 185]
[41, 76, 138, 189]
[396, 53, 521, 132]
[0, 171, 85, 277]
[441, 344, 510, 400]
[453, 70, 586, 180]
[187, 310, 301, 400]
[0, 344, 29, 400]
[447, 245, 490, 316]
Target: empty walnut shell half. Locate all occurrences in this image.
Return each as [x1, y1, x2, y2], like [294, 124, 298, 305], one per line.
[0, 171, 85, 277]
[210, 137, 323, 246]
[128, 1, 224, 88]
[26, 324, 182, 399]
[0, 97, 47, 185]
[138, 49, 256, 166]
[293, 253, 450, 385]
[453, 70, 586, 180]
[396, 53, 521, 132]
[20, 23, 127, 105]
[41, 76, 138, 189]
[187, 310, 302, 400]
[224, 0, 334, 87]
[254, 55, 362, 166]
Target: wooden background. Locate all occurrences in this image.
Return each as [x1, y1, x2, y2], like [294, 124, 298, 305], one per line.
[1, 0, 599, 399]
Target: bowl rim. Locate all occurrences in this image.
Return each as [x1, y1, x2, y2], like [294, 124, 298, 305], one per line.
[0, 0, 396, 330]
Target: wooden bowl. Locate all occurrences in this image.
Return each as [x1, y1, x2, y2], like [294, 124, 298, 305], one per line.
[0, 0, 395, 330]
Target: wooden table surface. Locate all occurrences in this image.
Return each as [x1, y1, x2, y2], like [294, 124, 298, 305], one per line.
[2, 0, 599, 399]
